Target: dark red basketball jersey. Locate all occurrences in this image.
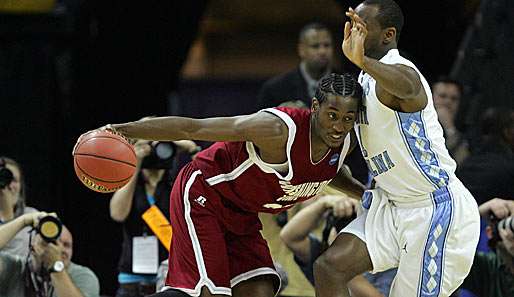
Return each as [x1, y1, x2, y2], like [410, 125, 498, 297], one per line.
[191, 107, 351, 214]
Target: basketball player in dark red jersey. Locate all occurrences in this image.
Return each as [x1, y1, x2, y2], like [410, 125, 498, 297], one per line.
[77, 73, 366, 297]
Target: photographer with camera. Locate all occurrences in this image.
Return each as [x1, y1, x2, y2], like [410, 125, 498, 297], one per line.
[280, 192, 394, 297]
[0, 156, 41, 258]
[459, 198, 514, 297]
[110, 139, 199, 297]
[0, 212, 100, 297]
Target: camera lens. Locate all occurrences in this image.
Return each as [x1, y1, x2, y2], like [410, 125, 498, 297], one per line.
[38, 216, 62, 242]
[155, 142, 174, 159]
[499, 216, 514, 233]
[508, 217, 514, 233]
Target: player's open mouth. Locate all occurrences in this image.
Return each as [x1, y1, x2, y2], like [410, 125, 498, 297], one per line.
[330, 134, 342, 140]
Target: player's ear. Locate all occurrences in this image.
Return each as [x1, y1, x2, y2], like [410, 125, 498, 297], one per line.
[382, 27, 396, 44]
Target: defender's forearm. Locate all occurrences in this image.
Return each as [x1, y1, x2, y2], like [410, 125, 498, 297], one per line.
[362, 56, 421, 100]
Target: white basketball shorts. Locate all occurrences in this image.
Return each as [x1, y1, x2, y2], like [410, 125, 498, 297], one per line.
[342, 178, 480, 297]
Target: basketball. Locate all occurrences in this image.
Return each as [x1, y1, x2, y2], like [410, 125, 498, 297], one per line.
[73, 130, 137, 193]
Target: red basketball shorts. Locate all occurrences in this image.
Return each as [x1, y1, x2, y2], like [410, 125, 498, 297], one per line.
[163, 164, 280, 296]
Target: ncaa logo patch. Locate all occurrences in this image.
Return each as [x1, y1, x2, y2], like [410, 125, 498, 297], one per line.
[329, 153, 339, 166]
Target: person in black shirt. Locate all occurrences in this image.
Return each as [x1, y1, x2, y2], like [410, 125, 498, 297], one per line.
[256, 22, 334, 111]
[457, 107, 514, 206]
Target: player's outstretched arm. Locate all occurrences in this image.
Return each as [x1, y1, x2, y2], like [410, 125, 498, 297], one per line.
[108, 112, 287, 148]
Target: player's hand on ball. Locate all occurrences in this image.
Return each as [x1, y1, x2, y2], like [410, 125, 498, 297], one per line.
[101, 124, 136, 144]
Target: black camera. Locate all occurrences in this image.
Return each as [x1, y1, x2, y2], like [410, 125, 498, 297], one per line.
[141, 141, 177, 169]
[489, 215, 514, 249]
[36, 216, 63, 243]
[498, 216, 514, 233]
[320, 212, 356, 251]
[326, 212, 356, 234]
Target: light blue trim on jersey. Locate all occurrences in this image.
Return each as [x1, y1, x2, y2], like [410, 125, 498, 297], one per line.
[395, 111, 450, 189]
[362, 191, 373, 209]
[118, 272, 157, 284]
[417, 186, 454, 297]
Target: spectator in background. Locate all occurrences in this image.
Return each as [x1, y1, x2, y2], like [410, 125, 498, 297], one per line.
[0, 212, 100, 297]
[256, 22, 334, 110]
[110, 139, 199, 297]
[432, 77, 469, 165]
[459, 198, 514, 297]
[0, 156, 39, 258]
[457, 107, 514, 206]
[280, 192, 395, 297]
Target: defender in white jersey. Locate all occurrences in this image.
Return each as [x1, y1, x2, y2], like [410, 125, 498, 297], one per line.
[314, 1, 480, 297]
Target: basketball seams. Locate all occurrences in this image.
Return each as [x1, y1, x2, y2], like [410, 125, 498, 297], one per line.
[74, 153, 136, 168]
[74, 158, 133, 184]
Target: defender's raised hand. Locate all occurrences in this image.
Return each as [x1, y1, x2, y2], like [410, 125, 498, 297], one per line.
[342, 8, 368, 69]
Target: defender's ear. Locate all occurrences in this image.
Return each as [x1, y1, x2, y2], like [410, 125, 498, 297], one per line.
[382, 27, 397, 44]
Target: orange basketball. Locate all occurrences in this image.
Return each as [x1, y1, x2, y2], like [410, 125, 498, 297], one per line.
[73, 130, 137, 193]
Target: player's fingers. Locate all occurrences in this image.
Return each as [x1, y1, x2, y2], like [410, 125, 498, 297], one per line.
[355, 22, 366, 32]
[353, 13, 366, 25]
[72, 131, 90, 155]
[344, 21, 351, 40]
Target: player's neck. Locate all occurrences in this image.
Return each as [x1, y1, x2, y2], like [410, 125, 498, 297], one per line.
[370, 44, 397, 60]
[309, 118, 331, 162]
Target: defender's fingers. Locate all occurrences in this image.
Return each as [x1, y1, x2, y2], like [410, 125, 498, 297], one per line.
[344, 21, 351, 40]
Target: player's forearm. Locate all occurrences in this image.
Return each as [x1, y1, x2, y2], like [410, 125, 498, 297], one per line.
[112, 116, 193, 141]
[0, 215, 28, 249]
[362, 56, 421, 100]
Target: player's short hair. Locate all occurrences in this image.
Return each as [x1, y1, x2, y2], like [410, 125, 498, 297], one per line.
[315, 73, 363, 104]
[298, 22, 331, 43]
[363, 0, 404, 42]
[433, 76, 464, 96]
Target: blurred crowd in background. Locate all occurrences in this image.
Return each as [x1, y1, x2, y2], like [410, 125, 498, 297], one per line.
[0, 0, 513, 297]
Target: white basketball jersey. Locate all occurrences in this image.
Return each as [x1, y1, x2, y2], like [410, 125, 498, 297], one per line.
[356, 49, 457, 200]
